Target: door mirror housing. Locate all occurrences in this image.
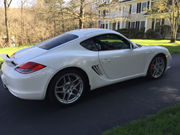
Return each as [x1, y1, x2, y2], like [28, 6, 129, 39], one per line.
[130, 43, 138, 50]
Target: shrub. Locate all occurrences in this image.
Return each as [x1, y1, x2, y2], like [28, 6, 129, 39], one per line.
[155, 25, 171, 39]
[117, 29, 145, 39]
[146, 29, 158, 39]
[135, 30, 145, 38]
[117, 29, 130, 37]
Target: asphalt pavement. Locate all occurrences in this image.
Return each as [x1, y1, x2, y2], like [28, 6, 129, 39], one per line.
[0, 55, 180, 135]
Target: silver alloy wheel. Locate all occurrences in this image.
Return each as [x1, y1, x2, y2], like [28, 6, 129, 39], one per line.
[54, 73, 84, 104]
[151, 56, 165, 78]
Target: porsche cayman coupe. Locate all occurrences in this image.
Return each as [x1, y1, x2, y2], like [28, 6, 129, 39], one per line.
[1, 29, 172, 105]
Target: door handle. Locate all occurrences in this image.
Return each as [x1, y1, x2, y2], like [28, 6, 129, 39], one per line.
[102, 58, 111, 63]
[113, 56, 121, 58]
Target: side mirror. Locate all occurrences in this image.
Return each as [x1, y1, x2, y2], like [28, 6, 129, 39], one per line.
[130, 44, 138, 50]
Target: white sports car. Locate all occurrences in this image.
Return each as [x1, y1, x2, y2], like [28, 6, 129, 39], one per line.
[1, 29, 172, 105]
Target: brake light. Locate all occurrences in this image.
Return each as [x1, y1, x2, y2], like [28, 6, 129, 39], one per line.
[11, 52, 16, 57]
[15, 62, 46, 74]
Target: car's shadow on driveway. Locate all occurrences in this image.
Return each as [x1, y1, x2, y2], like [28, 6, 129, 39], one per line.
[0, 72, 178, 114]
[0, 76, 151, 109]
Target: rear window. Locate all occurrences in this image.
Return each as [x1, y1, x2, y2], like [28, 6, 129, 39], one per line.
[37, 34, 78, 50]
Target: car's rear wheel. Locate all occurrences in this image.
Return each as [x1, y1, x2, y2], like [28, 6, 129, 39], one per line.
[147, 55, 166, 79]
[47, 69, 88, 105]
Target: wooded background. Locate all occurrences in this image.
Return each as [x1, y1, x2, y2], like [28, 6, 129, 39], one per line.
[0, 0, 98, 47]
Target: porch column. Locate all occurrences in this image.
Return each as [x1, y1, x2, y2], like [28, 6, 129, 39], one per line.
[154, 18, 156, 30]
[149, 0, 152, 9]
[145, 18, 148, 32]
[120, 20, 123, 29]
[108, 21, 110, 29]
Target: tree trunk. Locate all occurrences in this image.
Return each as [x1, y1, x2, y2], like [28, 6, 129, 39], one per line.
[79, 0, 85, 29]
[20, 1, 24, 45]
[4, 0, 9, 46]
[61, 8, 65, 32]
[170, 30, 177, 43]
[53, 19, 56, 37]
[79, 18, 84, 29]
[170, 0, 178, 43]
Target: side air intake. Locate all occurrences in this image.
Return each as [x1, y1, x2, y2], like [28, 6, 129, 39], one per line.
[92, 65, 103, 75]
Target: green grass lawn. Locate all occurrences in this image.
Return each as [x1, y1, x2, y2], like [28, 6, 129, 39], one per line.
[0, 45, 32, 64]
[103, 104, 180, 135]
[131, 39, 180, 54]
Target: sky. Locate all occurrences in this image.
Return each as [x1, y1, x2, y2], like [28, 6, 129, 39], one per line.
[0, 0, 70, 8]
[0, 0, 34, 8]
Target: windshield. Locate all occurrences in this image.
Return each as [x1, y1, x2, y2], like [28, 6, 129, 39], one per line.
[37, 34, 78, 50]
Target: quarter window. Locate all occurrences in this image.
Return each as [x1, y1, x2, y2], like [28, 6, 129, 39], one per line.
[80, 39, 99, 51]
[37, 34, 78, 50]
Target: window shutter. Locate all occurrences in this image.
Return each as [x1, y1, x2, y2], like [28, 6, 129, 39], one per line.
[129, 5, 131, 14]
[128, 22, 131, 29]
[147, 1, 150, 9]
[137, 3, 139, 13]
[139, 3, 141, 13]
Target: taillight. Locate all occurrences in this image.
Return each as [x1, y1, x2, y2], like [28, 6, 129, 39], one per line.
[15, 62, 46, 74]
[11, 52, 16, 57]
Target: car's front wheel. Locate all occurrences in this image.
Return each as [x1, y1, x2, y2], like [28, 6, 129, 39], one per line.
[147, 55, 166, 79]
[47, 69, 88, 105]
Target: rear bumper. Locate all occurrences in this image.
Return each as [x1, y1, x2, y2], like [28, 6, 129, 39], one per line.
[1, 62, 54, 100]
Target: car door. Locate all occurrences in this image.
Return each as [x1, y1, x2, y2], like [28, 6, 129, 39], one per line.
[96, 34, 146, 80]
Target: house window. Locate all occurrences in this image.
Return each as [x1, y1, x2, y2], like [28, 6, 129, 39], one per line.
[140, 21, 145, 29]
[131, 22, 136, 29]
[136, 21, 140, 30]
[131, 4, 137, 14]
[156, 19, 161, 29]
[141, 2, 147, 12]
[126, 21, 130, 29]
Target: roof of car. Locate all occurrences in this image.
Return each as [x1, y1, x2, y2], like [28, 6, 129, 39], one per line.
[68, 28, 117, 37]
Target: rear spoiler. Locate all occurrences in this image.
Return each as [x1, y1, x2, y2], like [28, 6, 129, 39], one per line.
[1, 54, 16, 66]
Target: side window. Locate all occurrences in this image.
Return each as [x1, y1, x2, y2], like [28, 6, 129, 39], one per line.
[95, 34, 131, 51]
[80, 38, 99, 51]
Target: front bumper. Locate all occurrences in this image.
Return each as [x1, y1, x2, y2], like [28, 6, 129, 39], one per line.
[166, 54, 172, 71]
[1, 62, 54, 100]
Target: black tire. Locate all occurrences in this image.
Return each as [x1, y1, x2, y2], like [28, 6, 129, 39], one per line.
[147, 55, 166, 79]
[46, 69, 89, 105]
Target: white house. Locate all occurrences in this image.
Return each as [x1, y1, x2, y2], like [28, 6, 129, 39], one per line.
[94, 0, 171, 32]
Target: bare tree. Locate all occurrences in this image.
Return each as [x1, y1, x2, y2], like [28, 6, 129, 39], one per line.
[65, 0, 96, 29]
[20, 0, 27, 45]
[4, 0, 13, 46]
[0, 0, 97, 47]
[79, 0, 85, 29]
